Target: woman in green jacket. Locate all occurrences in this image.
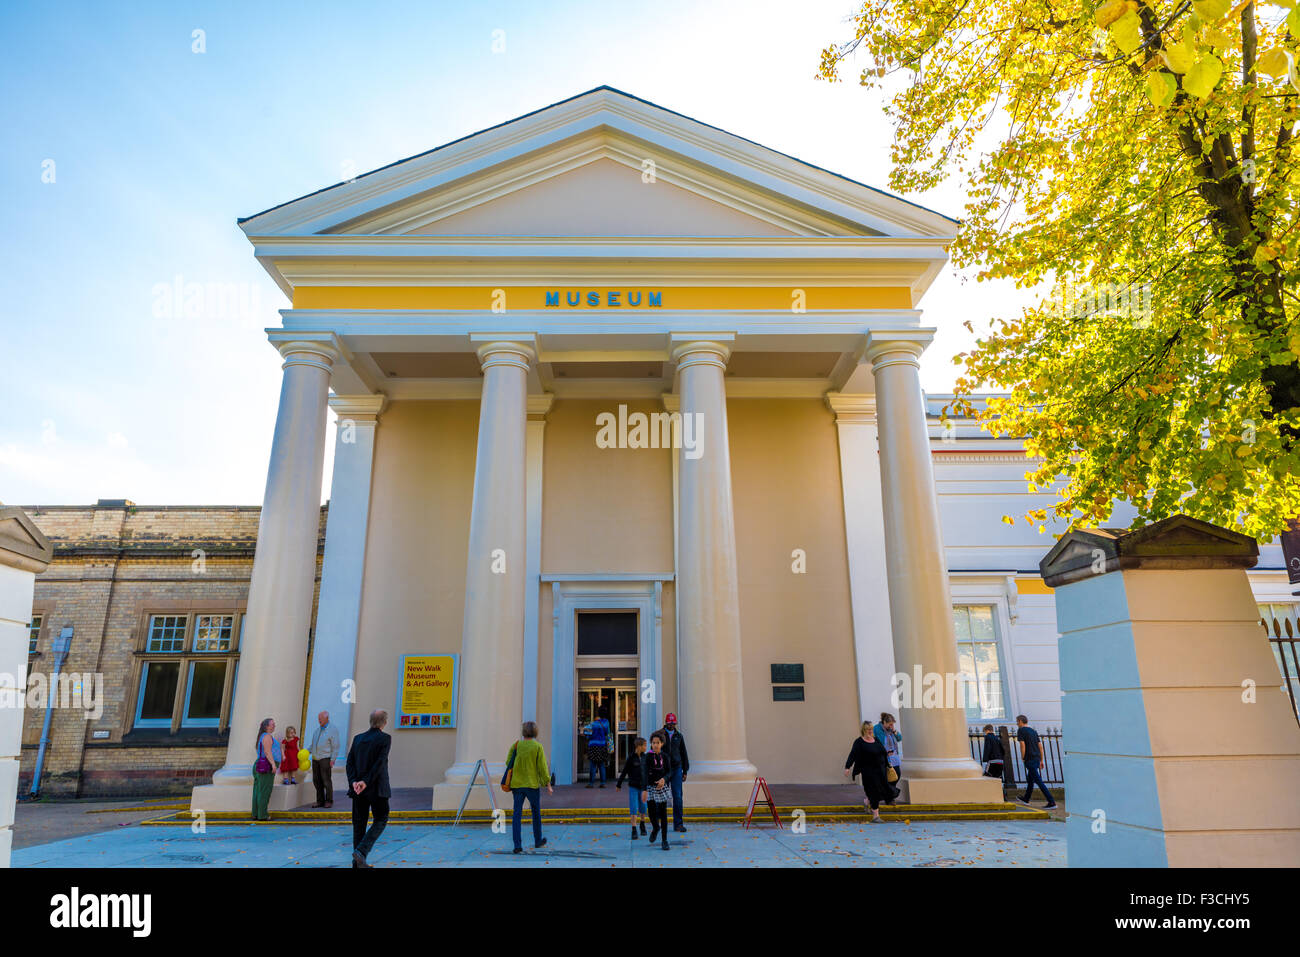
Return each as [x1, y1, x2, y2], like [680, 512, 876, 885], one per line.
[506, 721, 553, 853]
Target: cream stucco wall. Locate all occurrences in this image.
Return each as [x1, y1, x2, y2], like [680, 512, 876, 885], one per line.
[350, 400, 478, 787]
[729, 399, 861, 783]
[540, 399, 675, 574]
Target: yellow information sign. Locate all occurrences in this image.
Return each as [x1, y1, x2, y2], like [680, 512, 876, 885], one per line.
[397, 654, 459, 728]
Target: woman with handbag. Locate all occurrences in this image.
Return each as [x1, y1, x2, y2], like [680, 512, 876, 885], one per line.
[503, 721, 552, 854]
[843, 720, 892, 823]
[873, 712, 903, 803]
[252, 717, 281, 821]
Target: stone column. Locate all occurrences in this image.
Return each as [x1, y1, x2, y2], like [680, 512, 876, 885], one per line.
[864, 329, 1002, 803]
[432, 338, 534, 810]
[306, 394, 385, 797]
[192, 333, 338, 813]
[0, 507, 53, 867]
[826, 393, 897, 722]
[670, 336, 757, 806]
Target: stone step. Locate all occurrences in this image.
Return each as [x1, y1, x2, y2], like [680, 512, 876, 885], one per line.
[149, 802, 1050, 826]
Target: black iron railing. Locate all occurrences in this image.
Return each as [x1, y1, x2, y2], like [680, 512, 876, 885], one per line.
[967, 725, 1064, 788]
[1259, 606, 1300, 727]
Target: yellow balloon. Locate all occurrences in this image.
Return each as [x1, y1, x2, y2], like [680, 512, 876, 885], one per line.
[298, 749, 311, 770]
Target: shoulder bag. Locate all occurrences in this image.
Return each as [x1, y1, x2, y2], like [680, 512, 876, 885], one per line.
[501, 743, 518, 792]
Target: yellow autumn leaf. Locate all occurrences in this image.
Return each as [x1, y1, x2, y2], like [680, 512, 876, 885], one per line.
[1109, 9, 1143, 57]
[1254, 243, 1281, 264]
[1258, 48, 1292, 79]
[1095, 0, 1129, 27]
[1204, 28, 1234, 49]
[1160, 42, 1195, 74]
[1184, 53, 1223, 98]
[1193, 0, 1231, 21]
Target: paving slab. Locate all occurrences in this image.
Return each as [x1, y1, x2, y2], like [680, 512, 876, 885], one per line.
[10, 817, 1065, 868]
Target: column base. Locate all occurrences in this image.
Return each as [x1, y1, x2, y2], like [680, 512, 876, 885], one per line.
[190, 779, 314, 814]
[898, 775, 1005, 805]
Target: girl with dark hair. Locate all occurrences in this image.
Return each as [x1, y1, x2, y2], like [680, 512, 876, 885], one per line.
[644, 731, 672, 850]
[252, 717, 280, 821]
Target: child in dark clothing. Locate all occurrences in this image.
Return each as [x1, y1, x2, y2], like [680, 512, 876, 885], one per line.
[644, 731, 672, 850]
[981, 723, 1005, 778]
[615, 736, 649, 839]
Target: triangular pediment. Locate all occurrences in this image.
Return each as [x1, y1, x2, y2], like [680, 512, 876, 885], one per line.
[367, 156, 801, 238]
[0, 506, 54, 569]
[239, 87, 957, 241]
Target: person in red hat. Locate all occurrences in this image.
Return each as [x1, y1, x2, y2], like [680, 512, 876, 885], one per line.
[658, 713, 690, 832]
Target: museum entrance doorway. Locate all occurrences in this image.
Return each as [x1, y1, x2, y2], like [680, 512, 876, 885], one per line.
[575, 611, 639, 783]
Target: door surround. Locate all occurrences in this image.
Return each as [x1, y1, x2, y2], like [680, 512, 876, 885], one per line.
[546, 575, 668, 785]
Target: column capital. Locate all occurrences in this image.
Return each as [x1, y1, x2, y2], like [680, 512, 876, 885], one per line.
[670, 334, 735, 371]
[526, 393, 554, 421]
[471, 334, 536, 371]
[825, 391, 878, 424]
[268, 331, 345, 372]
[862, 328, 936, 370]
[328, 394, 387, 422]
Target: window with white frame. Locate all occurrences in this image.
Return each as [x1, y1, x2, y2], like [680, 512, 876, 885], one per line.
[952, 604, 1009, 721]
[1258, 603, 1300, 714]
[28, 615, 42, 655]
[134, 612, 240, 731]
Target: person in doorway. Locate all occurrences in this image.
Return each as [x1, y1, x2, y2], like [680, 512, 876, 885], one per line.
[582, 706, 611, 788]
[309, 710, 341, 808]
[506, 721, 553, 853]
[615, 736, 649, 839]
[645, 731, 672, 850]
[280, 725, 301, 785]
[981, 724, 1005, 779]
[252, 717, 280, 821]
[659, 713, 690, 832]
[873, 712, 902, 803]
[345, 709, 392, 868]
[1015, 715, 1057, 809]
[843, 720, 891, 823]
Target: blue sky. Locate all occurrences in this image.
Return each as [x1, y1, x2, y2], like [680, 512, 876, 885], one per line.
[0, 0, 1024, 505]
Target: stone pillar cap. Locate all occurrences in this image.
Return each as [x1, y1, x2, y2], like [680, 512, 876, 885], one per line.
[1040, 514, 1258, 587]
[0, 505, 54, 573]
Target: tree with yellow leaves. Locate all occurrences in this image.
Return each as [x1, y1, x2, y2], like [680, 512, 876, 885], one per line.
[822, 0, 1300, 538]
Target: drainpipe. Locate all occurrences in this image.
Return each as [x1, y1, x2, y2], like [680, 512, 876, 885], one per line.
[29, 625, 72, 799]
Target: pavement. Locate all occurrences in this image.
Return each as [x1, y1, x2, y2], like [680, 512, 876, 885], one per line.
[11, 797, 184, 850]
[10, 817, 1065, 868]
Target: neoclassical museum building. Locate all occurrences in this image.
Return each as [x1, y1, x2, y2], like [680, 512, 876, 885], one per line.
[122, 87, 1282, 811]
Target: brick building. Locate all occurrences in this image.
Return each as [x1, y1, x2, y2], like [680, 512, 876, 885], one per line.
[20, 500, 325, 798]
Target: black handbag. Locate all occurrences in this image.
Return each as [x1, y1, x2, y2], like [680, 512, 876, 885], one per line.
[501, 743, 517, 792]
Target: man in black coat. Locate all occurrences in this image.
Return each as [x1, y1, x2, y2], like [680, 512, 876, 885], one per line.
[345, 709, 392, 868]
[659, 713, 690, 832]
